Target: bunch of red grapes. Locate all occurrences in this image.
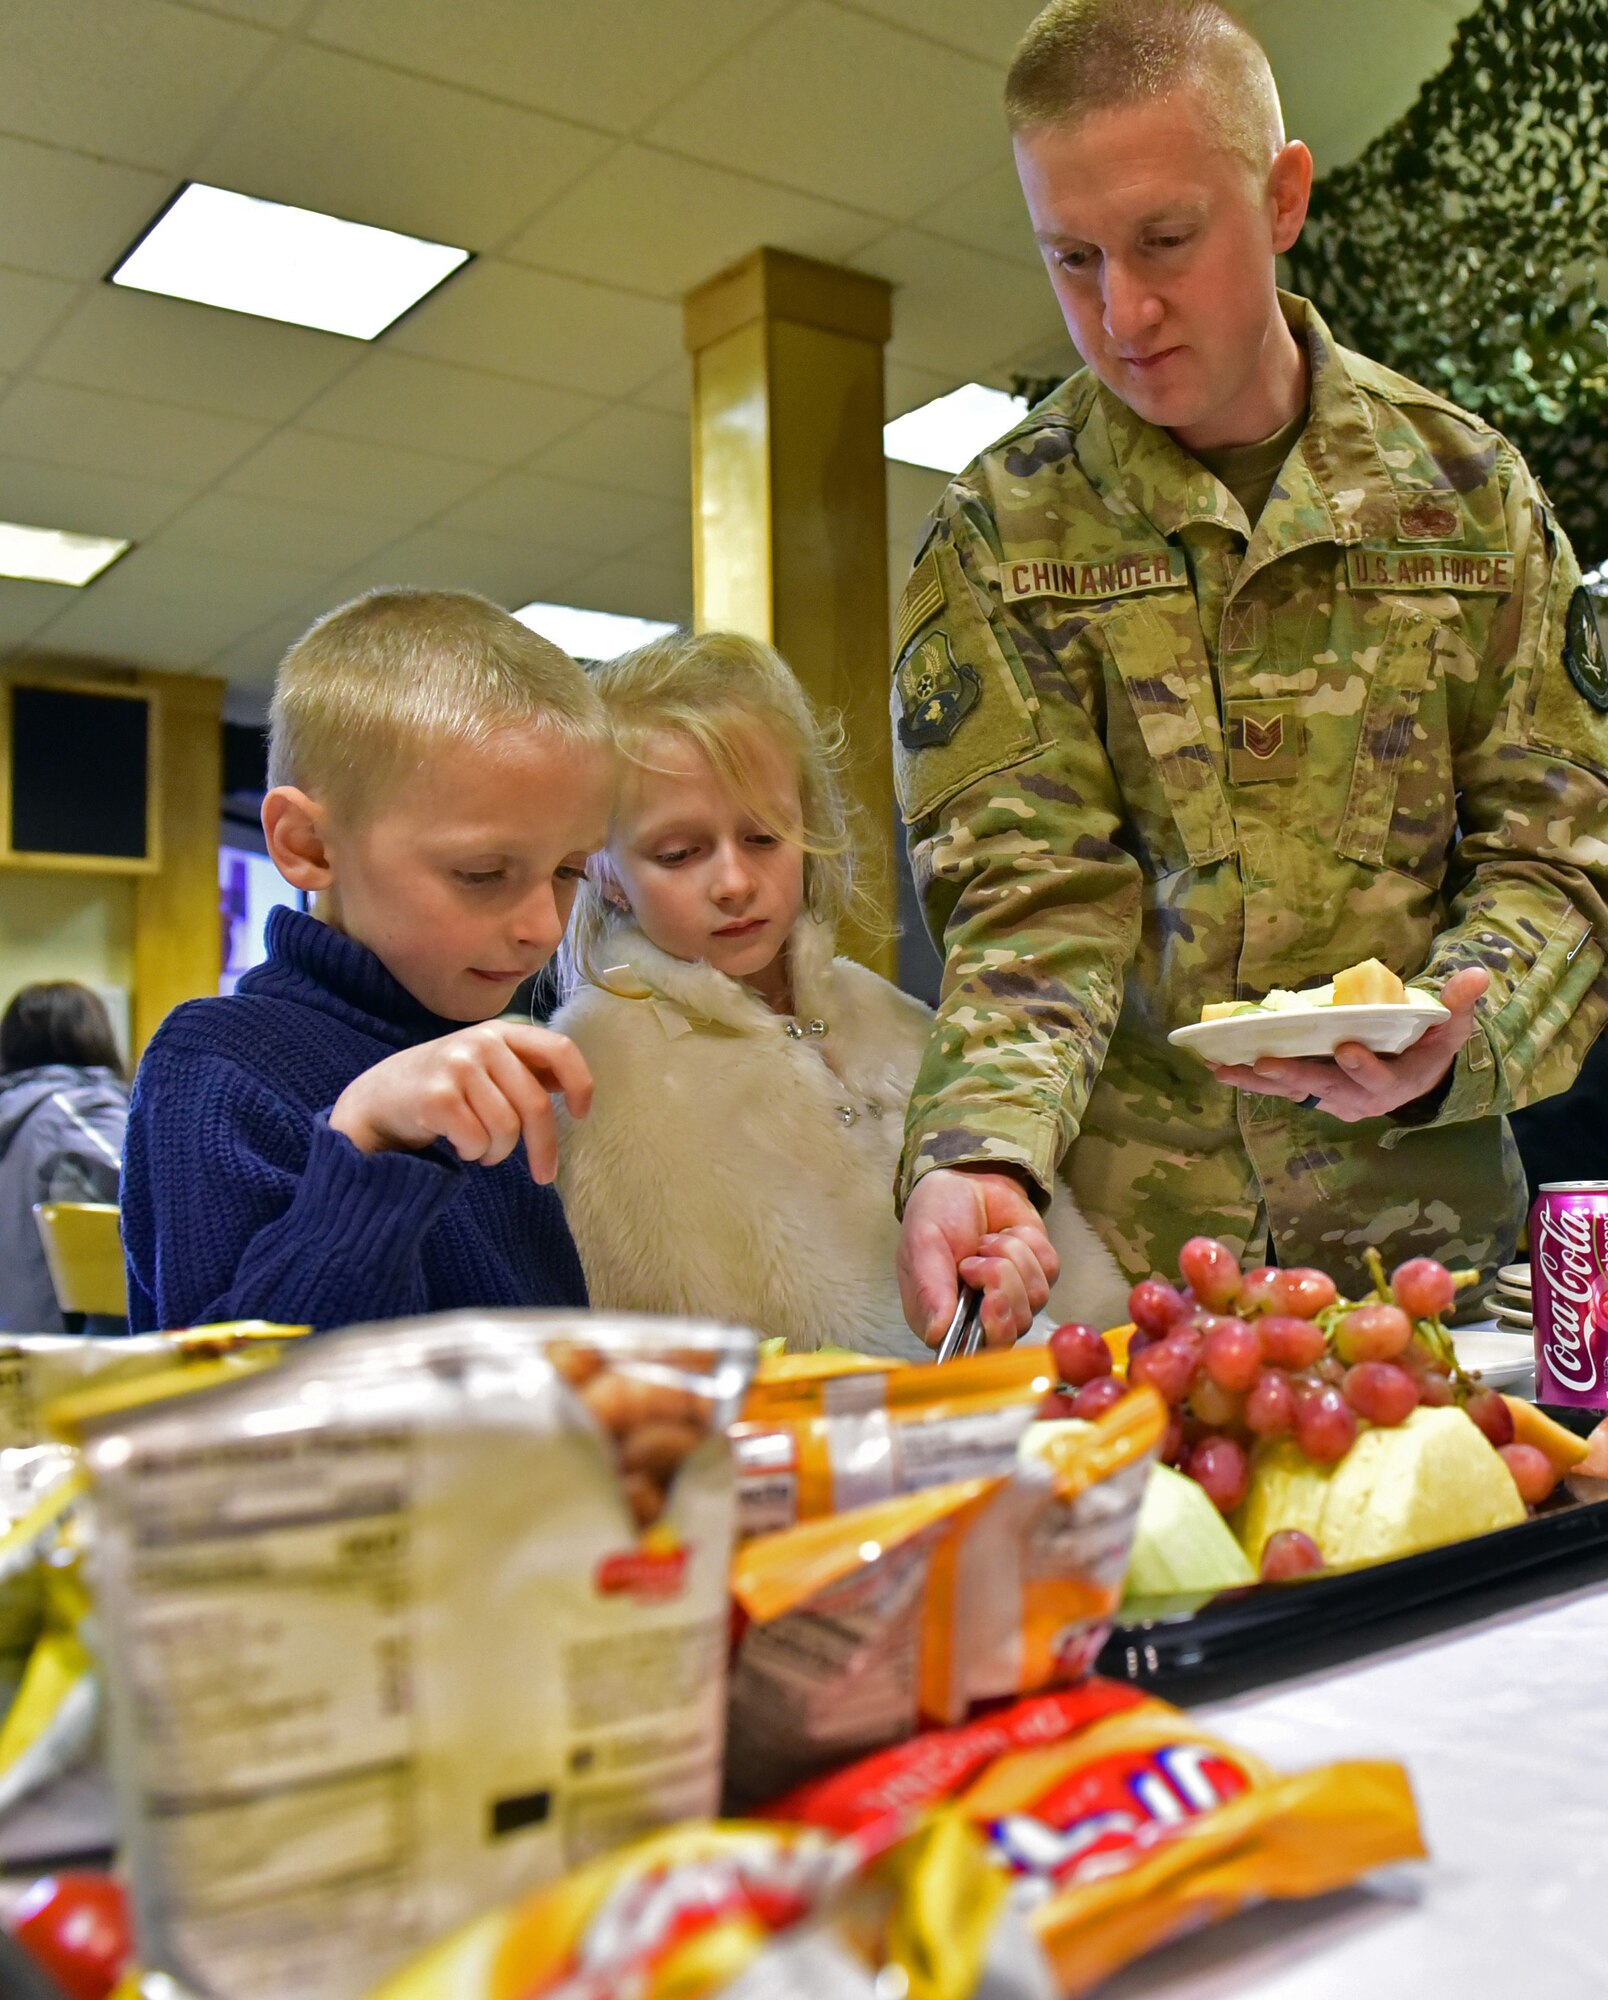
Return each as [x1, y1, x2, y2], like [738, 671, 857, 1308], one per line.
[1045, 1236, 1554, 1581]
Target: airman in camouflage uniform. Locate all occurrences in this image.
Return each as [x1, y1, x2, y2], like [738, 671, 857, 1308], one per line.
[894, 291, 1608, 1299]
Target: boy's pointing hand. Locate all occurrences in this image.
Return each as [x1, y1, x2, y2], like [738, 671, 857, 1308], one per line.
[330, 1021, 593, 1184]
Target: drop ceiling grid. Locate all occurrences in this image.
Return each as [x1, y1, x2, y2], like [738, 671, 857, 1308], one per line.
[0, 0, 1479, 690]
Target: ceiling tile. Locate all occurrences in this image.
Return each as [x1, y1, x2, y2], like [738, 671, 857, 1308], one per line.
[853, 229, 1064, 376]
[297, 351, 603, 465]
[0, 137, 171, 282]
[440, 469, 686, 558]
[508, 145, 883, 299]
[645, 2, 1007, 220]
[0, 578, 76, 653]
[213, 610, 328, 691]
[631, 523, 693, 568]
[837, 0, 1035, 66]
[630, 361, 692, 417]
[33, 286, 356, 422]
[885, 357, 960, 420]
[98, 541, 326, 626]
[192, 0, 310, 24]
[0, 457, 192, 540]
[912, 162, 1041, 268]
[0, 379, 267, 486]
[0, 267, 83, 372]
[310, 0, 789, 135]
[32, 585, 264, 670]
[557, 555, 693, 625]
[193, 44, 612, 247]
[388, 260, 681, 400]
[0, 0, 274, 171]
[315, 527, 583, 607]
[530, 404, 690, 504]
[150, 490, 400, 571]
[220, 429, 491, 520]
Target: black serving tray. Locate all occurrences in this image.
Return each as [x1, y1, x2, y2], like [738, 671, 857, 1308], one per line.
[1096, 1487, 1608, 1697]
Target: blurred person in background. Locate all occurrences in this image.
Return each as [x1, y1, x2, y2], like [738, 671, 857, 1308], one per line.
[0, 981, 128, 1332]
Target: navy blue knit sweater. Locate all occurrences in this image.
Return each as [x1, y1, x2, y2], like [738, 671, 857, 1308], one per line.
[122, 906, 588, 1333]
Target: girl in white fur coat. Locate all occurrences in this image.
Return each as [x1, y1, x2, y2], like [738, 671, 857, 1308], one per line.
[551, 631, 1129, 1361]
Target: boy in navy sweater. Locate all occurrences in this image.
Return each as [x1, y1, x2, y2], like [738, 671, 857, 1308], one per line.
[123, 588, 614, 1333]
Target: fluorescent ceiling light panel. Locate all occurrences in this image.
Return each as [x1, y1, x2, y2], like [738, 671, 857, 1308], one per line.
[884, 382, 1027, 474]
[512, 601, 677, 661]
[111, 183, 470, 340]
[0, 520, 130, 587]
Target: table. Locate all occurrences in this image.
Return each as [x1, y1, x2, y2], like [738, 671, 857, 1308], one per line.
[1101, 1553, 1608, 1996]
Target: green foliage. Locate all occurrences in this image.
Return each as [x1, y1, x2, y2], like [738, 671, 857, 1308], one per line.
[1283, 0, 1607, 564]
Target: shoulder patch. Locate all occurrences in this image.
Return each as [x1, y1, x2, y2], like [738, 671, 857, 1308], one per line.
[1564, 586, 1608, 712]
[895, 631, 980, 750]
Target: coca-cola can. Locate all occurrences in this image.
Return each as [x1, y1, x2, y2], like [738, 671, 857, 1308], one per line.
[1530, 1180, 1608, 1410]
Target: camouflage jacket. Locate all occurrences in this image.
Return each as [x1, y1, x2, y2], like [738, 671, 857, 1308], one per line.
[893, 294, 1608, 1296]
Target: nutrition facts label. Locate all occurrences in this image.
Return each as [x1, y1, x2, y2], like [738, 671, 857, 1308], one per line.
[110, 1430, 426, 1998]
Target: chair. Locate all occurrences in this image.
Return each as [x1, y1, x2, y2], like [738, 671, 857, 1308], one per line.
[33, 1201, 128, 1324]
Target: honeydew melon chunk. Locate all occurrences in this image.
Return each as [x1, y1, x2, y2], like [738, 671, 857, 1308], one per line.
[1236, 1406, 1525, 1570]
[1019, 1425, 1255, 1602]
[1123, 1461, 1256, 1599]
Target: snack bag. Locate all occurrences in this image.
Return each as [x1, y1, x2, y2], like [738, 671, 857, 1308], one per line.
[360, 1681, 1423, 2000]
[0, 1323, 303, 1453]
[0, 1449, 95, 1818]
[724, 1389, 1164, 1805]
[73, 1311, 757, 2000]
[0, 1327, 308, 1828]
[767, 1683, 1426, 1999]
[732, 1346, 1058, 1537]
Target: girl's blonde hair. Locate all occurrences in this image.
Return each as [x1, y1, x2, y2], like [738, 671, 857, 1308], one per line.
[562, 629, 865, 992]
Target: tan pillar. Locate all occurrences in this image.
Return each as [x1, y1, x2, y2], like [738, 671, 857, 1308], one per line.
[684, 248, 895, 977]
[133, 670, 224, 1053]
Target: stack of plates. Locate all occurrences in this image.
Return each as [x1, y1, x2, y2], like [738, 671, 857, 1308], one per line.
[1489, 1261, 1534, 1332]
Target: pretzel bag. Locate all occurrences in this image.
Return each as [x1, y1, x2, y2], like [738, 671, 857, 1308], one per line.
[731, 1345, 1060, 1537]
[724, 1389, 1165, 1806]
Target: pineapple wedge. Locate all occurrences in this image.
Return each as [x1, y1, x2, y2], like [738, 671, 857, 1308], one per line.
[1236, 1405, 1524, 1570]
[1331, 957, 1408, 1006]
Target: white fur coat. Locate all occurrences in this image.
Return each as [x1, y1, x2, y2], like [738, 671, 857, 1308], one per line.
[551, 919, 1130, 1362]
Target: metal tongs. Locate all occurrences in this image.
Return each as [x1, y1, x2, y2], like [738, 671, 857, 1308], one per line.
[935, 1282, 985, 1364]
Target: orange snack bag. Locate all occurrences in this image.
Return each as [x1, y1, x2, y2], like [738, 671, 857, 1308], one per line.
[768, 1682, 1426, 1999]
[724, 1390, 1165, 1805]
[363, 1681, 1423, 2000]
[731, 1346, 1059, 1537]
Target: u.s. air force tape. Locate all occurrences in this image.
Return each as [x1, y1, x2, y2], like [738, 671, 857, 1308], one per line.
[1346, 548, 1515, 592]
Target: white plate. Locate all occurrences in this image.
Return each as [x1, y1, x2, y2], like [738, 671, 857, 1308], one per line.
[1497, 1264, 1531, 1291]
[1168, 999, 1450, 1067]
[1453, 1328, 1534, 1388]
[1491, 1300, 1535, 1329]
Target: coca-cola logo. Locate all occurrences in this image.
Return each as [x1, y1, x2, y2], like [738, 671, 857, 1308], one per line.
[1535, 1207, 1607, 1394]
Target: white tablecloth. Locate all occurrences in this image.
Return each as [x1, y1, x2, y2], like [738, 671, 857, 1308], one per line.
[1102, 1572, 1608, 1996]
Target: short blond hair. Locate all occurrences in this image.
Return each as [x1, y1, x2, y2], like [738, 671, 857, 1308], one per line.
[562, 630, 865, 992]
[1005, 0, 1284, 174]
[267, 588, 610, 819]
